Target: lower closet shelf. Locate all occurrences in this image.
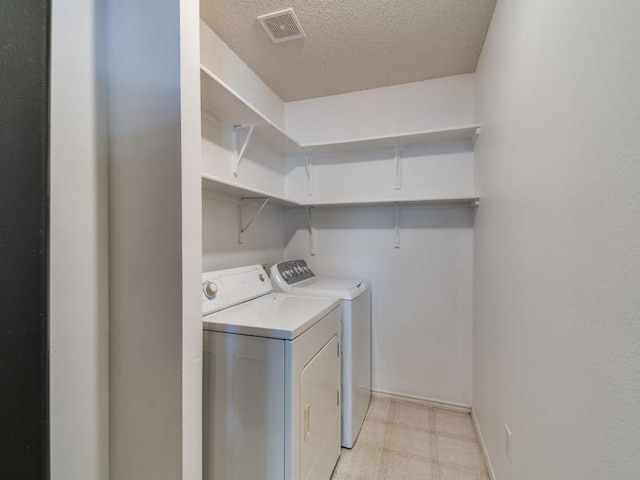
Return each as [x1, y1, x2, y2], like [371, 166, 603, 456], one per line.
[304, 197, 480, 208]
[201, 174, 300, 208]
[202, 175, 478, 209]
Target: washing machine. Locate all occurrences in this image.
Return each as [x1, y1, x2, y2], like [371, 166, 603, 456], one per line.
[202, 264, 341, 480]
[270, 260, 371, 449]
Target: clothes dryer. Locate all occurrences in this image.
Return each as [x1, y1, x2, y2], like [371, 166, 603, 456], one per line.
[270, 260, 371, 449]
[202, 264, 341, 480]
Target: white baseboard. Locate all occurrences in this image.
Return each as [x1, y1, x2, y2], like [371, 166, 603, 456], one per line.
[371, 389, 471, 413]
[471, 409, 496, 480]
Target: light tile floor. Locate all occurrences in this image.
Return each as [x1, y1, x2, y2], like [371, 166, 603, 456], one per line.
[331, 397, 489, 480]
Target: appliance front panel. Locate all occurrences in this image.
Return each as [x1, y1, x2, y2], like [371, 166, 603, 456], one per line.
[300, 335, 341, 480]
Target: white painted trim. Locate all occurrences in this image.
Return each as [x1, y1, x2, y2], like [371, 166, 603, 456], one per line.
[372, 389, 471, 413]
[471, 409, 497, 480]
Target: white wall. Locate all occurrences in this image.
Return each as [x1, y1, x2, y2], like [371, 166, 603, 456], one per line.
[281, 74, 476, 406]
[50, 0, 109, 478]
[285, 205, 474, 406]
[473, 1, 640, 479]
[179, 1, 204, 478]
[202, 193, 286, 272]
[107, 0, 202, 479]
[201, 109, 287, 273]
[200, 23, 290, 273]
[285, 74, 475, 145]
[202, 113, 286, 196]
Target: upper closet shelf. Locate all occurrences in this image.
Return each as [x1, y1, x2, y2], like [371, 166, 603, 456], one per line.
[302, 126, 480, 155]
[200, 65, 480, 157]
[200, 66, 304, 156]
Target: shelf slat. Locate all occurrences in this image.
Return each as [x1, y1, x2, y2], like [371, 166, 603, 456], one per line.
[202, 174, 301, 208]
[200, 66, 303, 155]
[202, 174, 478, 209]
[304, 197, 480, 208]
[301, 125, 480, 155]
[201, 65, 479, 158]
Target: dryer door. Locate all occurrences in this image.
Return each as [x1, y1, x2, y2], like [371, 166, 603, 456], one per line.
[300, 334, 341, 480]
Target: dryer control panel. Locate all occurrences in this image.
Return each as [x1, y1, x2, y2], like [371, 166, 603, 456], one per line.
[273, 259, 315, 286]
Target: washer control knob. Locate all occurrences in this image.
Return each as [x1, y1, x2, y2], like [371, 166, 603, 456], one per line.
[203, 281, 218, 299]
[258, 273, 266, 282]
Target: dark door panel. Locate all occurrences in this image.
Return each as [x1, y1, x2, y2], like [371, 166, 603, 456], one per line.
[0, 1, 51, 478]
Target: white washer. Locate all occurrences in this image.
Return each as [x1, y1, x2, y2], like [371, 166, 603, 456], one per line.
[202, 264, 341, 480]
[270, 260, 372, 449]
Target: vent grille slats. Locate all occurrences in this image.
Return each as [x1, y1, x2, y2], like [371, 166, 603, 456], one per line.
[258, 8, 306, 43]
[264, 14, 300, 39]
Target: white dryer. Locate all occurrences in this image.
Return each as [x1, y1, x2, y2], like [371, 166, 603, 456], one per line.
[270, 260, 371, 449]
[202, 264, 341, 480]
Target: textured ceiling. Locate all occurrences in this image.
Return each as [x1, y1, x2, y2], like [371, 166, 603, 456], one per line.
[201, 0, 497, 101]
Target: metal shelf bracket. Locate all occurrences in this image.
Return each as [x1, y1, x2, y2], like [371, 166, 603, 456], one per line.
[394, 146, 403, 190]
[232, 124, 256, 176]
[306, 207, 316, 255]
[305, 155, 313, 195]
[239, 196, 270, 244]
[394, 203, 400, 248]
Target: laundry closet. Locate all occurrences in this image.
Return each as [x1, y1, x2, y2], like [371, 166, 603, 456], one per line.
[200, 18, 477, 408]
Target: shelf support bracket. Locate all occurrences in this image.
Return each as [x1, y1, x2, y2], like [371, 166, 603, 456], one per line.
[394, 203, 400, 248]
[472, 127, 481, 146]
[306, 207, 316, 255]
[305, 155, 313, 195]
[239, 196, 270, 244]
[394, 146, 402, 190]
[232, 124, 256, 176]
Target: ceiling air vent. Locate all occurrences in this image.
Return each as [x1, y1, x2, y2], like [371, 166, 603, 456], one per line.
[258, 8, 306, 43]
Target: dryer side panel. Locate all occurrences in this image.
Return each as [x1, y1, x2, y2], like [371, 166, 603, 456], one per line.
[203, 331, 285, 480]
[345, 287, 372, 448]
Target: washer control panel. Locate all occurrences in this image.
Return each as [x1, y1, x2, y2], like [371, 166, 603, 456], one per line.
[202, 264, 272, 316]
[274, 259, 315, 285]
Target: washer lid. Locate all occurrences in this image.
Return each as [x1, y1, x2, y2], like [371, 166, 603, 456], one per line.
[291, 277, 371, 300]
[203, 292, 340, 340]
